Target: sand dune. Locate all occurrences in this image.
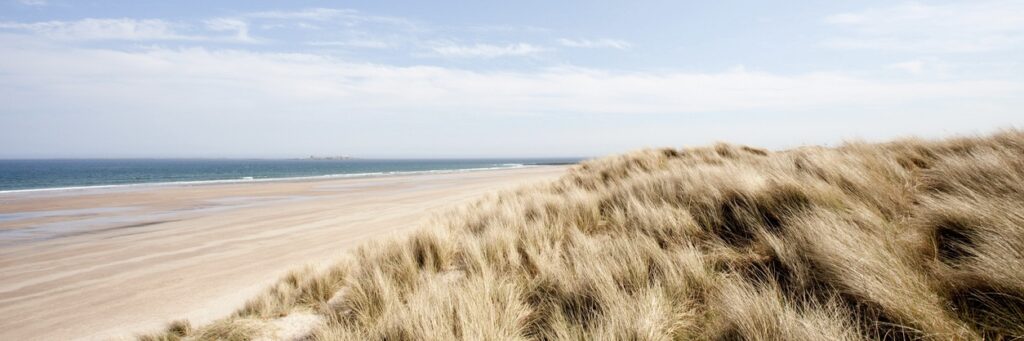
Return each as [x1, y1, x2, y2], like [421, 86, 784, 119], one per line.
[151, 131, 1024, 341]
[0, 166, 565, 340]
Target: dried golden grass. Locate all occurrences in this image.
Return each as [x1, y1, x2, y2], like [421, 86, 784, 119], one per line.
[144, 129, 1024, 340]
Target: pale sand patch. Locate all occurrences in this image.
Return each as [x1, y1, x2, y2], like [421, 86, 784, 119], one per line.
[0, 166, 566, 340]
[252, 311, 324, 341]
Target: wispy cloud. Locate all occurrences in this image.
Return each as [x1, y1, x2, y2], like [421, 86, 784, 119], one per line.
[886, 58, 952, 77]
[238, 8, 421, 50]
[0, 18, 193, 41]
[558, 38, 630, 50]
[0, 7, 422, 46]
[244, 8, 418, 30]
[465, 25, 550, 33]
[16, 0, 47, 5]
[2, 42, 1018, 117]
[2, 33, 1022, 157]
[429, 42, 545, 58]
[245, 8, 356, 21]
[888, 60, 927, 74]
[204, 18, 257, 43]
[17, 0, 47, 6]
[307, 40, 392, 49]
[0, 18, 258, 43]
[824, 1, 1024, 52]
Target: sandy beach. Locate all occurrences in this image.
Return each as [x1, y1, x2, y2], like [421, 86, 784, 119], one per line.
[0, 166, 565, 340]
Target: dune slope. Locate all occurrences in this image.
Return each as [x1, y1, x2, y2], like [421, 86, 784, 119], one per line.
[145, 131, 1024, 340]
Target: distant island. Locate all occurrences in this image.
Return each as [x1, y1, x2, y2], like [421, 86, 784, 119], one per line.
[304, 155, 355, 160]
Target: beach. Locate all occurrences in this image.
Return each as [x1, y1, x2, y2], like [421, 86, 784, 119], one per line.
[0, 166, 566, 340]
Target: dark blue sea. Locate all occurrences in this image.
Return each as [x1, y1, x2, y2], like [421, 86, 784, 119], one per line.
[0, 158, 581, 192]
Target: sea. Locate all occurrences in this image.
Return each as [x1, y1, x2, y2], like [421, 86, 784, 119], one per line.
[0, 158, 582, 193]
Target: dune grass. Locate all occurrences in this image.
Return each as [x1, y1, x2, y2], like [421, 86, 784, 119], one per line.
[141, 130, 1024, 340]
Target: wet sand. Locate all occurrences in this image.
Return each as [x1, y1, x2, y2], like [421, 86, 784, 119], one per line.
[0, 166, 566, 340]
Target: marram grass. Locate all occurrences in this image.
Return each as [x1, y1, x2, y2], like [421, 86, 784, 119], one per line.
[142, 130, 1024, 341]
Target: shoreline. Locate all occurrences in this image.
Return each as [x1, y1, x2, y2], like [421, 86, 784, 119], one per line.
[0, 165, 568, 340]
[0, 163, 554, 195]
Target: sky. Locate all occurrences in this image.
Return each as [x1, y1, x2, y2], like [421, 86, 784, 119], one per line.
[0, 1, 1022, 158]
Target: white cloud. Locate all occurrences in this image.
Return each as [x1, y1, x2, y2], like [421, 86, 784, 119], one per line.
[17, 0, 47, 6]
[307, 40, 391, 48]
[2, 41, 1021, 157]
[246, 8, 356, 21]
[244, 8, 417, 30]
[0, 18, 258, 42]
[430, 42, 545, 58]
[204, 18, 257, 43]
[0, 18, 193, 41]
[558, 38, 630, 50]
[888, 60, 926, 74]
[466, 25, 550, 33]
[1, 43, 1018, 117]
[887, 58, 956, 75]
[824, 1, 1024, 52]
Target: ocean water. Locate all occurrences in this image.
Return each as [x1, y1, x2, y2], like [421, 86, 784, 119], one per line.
[0, 158, 581, 192]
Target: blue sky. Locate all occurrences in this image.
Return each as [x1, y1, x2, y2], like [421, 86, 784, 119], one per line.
[1, 0, 1022, 158]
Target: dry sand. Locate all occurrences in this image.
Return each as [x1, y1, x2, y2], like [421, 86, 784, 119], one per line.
[0, 166, 566, 340]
